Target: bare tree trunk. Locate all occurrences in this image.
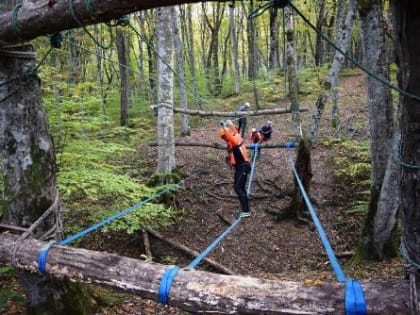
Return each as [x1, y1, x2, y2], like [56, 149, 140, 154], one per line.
[391, 0, 420, 281]
[314, 0, 327, 66]
[373, 126, 401, 258]
[116, 27, 130, 127]
[229, 3, 240, 95]
[156, 7, 176, 174]
[185, 4, 201, 107]
[0, 42, 90, 314]
[357, 0, 396, 261]
[268, 6, 281, 72]
[309, 0, 357, 145]
[284, 5, 300, 139]
[171, 6, 190, 136]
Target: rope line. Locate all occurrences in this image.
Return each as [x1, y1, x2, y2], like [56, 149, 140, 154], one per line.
[38, 184, 179, 273]
[159, 143, 259, 304]
[285, 146, 366, 314]
[11, 190, 59, 266]
[398, 142, 420, 169]
[11, 4, 23, 35]
[248, 0, 420, 102]
[69, 0, 113, 50]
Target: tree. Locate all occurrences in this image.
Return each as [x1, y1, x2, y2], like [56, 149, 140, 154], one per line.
[229, 3, 241, 94]
[116, 26, 130, 126]
[171, 6, 190, 136]
[309, 0, 357, 145]
[284, 4, 301, 138]
[0, 43, 92, 315]
[156, 6, 176, 175]
[356, 0, 397, 260]
[391, 0, 420, 282]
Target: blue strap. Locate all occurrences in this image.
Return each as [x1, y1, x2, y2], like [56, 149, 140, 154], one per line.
[285, 141, 295, 148]
[59, 184, 178, 246]
[38, 240, 57, 273]
[287, 149, 346, 282]
[345, 279, 366, 315]
[158, 266, 180, 304]
[38, 185, 178, 273]
[187, 218, 241, 269]
[246, 143, 259, 195]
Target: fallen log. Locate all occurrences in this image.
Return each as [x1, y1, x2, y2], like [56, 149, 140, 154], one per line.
[152, 106, 308, 117]
[0, 1, 232, 46]
[0, 233, 415, 314]
[149, 141, 293, 149]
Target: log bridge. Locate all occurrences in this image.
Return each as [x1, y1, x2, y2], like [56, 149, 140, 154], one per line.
[0, 233, 415, 314]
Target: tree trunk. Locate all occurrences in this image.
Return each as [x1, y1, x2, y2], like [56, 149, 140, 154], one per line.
[185, 4, 201, 107]
[0, 233, 416, 315]
[373, 127, 401, 259]
[116, 27, 130, 127]
[314, 0, 326, 66]
[0, 44, 91, 314]
[268, 6, 281, 72]
[309, 0, 357, 145]
[156, 7, 176, 174]
[284, 5, 300, 138]
[391, 0, 420, 280]
[229, 3, 240, 95]
[171, 7, 190, 136]
[357, 0, 396, 261]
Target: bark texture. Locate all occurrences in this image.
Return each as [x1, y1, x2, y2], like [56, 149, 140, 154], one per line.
[0, 233, 416, 315]
[156, 7, 176, 174]
[391, 0, 420, 278]
[151, 106, 308, 117]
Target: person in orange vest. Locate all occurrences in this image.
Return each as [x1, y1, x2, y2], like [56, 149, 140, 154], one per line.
[219, 120, 251, 218]
[249, 128, 263, 160]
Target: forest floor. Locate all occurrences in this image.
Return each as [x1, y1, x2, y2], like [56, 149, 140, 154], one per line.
[1, 71, 405, 315]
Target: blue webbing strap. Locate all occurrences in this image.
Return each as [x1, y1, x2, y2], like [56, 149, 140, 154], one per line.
[158, 145, 258, 304]
[286, 145, 366, 314]
[246, 143, 259, 195]
[38, 185, 178, 273]
[345, 279, 367, 315]
[38, 240, 57, 273]
[158, 266, 180, 304]
[187, 218, 242, 269]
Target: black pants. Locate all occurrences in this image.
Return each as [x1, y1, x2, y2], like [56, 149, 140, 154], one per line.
[234, 162, 251, 212]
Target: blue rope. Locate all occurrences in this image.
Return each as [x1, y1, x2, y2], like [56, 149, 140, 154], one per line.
[287, 148, 346, 281]
[158, 266, 180, 304]
[38, 184, 178, 273]
[187, 218, 242, 269]
[159, 148, 260, 303]
[246, 144, 259, 195]
[286, 147, 366, 314]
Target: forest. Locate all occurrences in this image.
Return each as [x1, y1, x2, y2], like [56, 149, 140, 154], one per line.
[0, 0, 419, 314]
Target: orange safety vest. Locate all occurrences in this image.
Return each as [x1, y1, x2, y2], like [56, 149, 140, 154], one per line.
[222, 125, 250, 165]
[249, 130, 263, 144]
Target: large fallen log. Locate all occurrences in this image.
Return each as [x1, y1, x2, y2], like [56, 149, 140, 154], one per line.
[153, 106, 308, 117]
[0, 1, 231, 46]
[0, 233, 415, 314]
[149, 141, 293, 149]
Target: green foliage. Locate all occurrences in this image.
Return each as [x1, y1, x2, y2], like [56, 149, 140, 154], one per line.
[331, 139, 371, 203]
